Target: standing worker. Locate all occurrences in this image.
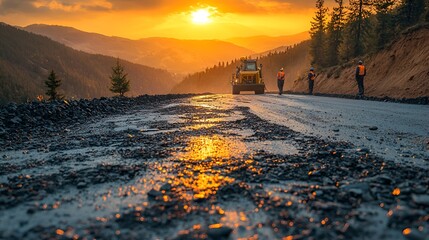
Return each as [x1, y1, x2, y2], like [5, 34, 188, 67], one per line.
[277, 68, 285, 95]
[355, 60, 366, 98]
[308, 67, 316, 95]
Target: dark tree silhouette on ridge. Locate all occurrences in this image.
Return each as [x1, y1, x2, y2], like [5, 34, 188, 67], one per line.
[310, 0, 328, 68]
[45, 70, 63, 101]
[109, 58, 130, 97]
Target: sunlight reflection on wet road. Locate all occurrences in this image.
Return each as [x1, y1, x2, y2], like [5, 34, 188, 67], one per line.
[101, 95, 276, 239]
[173, 136, 242, 200]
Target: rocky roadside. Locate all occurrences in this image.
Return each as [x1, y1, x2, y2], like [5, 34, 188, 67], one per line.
[0, 95, 428, 240]
[0, 94, 194, 149]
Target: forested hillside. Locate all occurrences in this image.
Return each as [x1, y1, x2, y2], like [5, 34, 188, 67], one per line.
[296, 0, 429, 98]
[292, 25, 429, 98]
[309, 0, 429, 68]
[0, 23, 177, 104]
[171, 41, 311, 94]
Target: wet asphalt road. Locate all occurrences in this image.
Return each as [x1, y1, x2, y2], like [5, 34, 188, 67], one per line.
[235, 94, 429, 166]
[0, 94, 428, 240]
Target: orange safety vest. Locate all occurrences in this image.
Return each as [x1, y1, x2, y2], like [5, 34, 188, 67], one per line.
[277, 71, 285, 80]
[358, 65, 366, 76]
[310, 71, 316, 81]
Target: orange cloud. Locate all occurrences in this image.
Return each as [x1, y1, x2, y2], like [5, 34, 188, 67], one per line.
[0, 0, 329, 15]
[32, 0, 112, 12]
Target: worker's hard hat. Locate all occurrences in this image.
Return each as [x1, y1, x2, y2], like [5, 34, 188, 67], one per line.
[280, 68, 284, 71]
[310, 67, 315, 71]
[358, 60, 363, 64]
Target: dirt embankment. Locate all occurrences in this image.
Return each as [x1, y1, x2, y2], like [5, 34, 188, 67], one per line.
[292, 25, 429, 99]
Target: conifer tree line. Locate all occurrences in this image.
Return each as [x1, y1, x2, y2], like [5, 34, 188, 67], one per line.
[310, 0, 428, 68]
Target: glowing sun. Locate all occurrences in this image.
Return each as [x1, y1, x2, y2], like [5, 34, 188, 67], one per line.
[191, 9, 211, 24]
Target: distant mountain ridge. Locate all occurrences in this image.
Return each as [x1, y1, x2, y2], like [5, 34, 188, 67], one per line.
[226, 32, 310, 53]
[0, 22, 177, 104]
[23, 24, 256, 74]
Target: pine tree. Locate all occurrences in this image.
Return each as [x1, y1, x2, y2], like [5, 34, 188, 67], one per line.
[45, 70, 63, 101]
[374, 0, 397, 50]
[398, 0, 426, 26]
[326, 0, 346, 66]
[345, 0, 374, 58]
[310, 0, 329, 67]
[426, 0, 429, 21]
[109, 59, 130, 97]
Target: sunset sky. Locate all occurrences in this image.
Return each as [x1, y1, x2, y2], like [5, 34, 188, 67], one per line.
[0, 0, 336, 39]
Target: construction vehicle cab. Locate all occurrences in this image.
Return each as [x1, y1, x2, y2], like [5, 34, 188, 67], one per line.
[232, 59, 265, 95]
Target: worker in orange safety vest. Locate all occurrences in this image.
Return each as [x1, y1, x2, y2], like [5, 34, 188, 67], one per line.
[308, 67, 316, 95]
[355, 60, 366, 98]
[277, 68, 286, 95]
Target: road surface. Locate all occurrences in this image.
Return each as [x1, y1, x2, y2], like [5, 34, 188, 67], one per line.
[235, 94, 429, 166]
[0, 94, 428, 240]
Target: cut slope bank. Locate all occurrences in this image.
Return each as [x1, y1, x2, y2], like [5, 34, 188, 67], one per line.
[292, 25, 429, 99]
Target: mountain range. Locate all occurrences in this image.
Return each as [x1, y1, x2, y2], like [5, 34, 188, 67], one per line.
[0, 23, 177, 104]
[23, 24, 254, 74]
[23, 24, 309, 74]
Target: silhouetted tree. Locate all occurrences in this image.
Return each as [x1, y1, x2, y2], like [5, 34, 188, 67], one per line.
[310, 0, 328, 67]
[374, 0, 397, 50]
[426, 0, 429, 21]
[343, 0, 374, 58]
[45, 70, 63, 101]
[326, 0, 346, 66]
[398, 0, 426, 26]
[109, 59, 130, 97]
